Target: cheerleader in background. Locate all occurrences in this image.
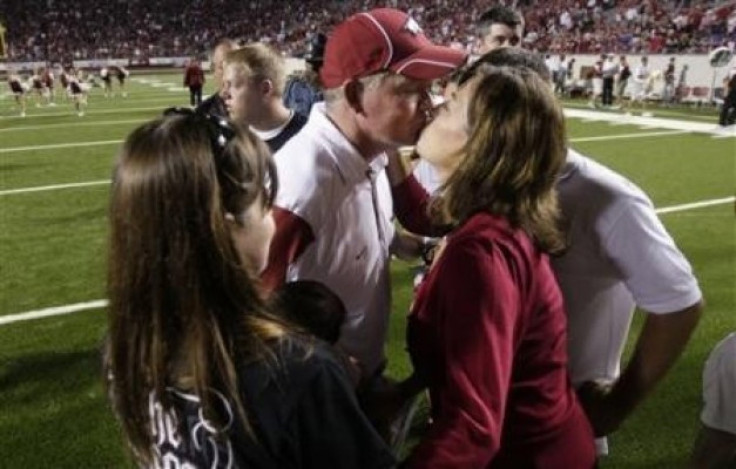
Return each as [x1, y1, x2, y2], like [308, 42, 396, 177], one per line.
[58, 65, 70, 102]
[100, 66, 112, 97]
[113, 65, 129, 97]
[68, 68, 89, 117]
[42, 67, 57, 106]
[30, 68, 49, 107]
[7, 70, 27, 117]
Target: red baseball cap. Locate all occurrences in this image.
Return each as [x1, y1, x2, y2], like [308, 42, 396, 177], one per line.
[320, 8, 468, 89]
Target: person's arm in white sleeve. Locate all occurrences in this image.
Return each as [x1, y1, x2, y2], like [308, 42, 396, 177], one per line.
[578, 194, 703, 436]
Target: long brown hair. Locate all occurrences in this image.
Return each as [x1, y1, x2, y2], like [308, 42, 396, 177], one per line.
[106, 110, 284, 464]
[440, 65, 566, 254]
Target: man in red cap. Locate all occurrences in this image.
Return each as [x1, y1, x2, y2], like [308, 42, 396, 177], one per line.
[263, 8, 466, 383]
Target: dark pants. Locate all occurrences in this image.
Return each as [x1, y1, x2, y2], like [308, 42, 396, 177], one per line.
[189, 85, 203, 106]
[719, 91, 736, 126]
[602, 77, 614, 106]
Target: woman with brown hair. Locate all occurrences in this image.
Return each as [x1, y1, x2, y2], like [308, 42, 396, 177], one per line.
[105, 109, 393, 468]
[389, 61, 596, 467]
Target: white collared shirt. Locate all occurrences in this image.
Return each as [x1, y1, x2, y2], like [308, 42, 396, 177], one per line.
[553, 149, 702, 387]
[273, 103, 395, 374]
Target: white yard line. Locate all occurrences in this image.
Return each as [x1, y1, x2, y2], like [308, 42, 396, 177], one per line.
[570, 130, 689, 142]
[0, 180, 110, 196]
[0, 300, 108, 326]
[655, 196, 735, 214]
[0, 196, 732, 326]
[0, 139, 122, 154]
[0, 118, 147, 133]
[0, 104, 173, 121]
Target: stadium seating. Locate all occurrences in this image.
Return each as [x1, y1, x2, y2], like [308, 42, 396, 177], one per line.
[0, 0, 734, 61]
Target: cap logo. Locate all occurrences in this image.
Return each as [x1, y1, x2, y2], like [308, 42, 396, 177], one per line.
[403, 17, 422, 35]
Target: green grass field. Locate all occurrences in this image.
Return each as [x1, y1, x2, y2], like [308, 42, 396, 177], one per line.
[1, 74, 734, 468]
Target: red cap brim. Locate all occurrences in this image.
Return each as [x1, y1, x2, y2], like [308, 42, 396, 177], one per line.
[390, 45, 467, 81]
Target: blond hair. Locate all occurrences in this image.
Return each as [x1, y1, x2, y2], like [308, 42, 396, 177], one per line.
[225, 43, 286, 96]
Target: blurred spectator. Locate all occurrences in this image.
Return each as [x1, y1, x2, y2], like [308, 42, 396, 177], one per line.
[617, 55, 631, 103]
[183, 57, 205, 106]
[283, 32, 326, 117]
[719, 64, 736, 126]
[602, 53, 619, 106]
[198, 38, 236, 117]
[663, 56, 677, 104]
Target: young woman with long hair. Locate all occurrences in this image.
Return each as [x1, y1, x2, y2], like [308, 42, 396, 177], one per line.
[105, 109, 393, 468]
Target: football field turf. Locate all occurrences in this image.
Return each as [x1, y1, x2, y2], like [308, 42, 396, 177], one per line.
[1, 74, 734, 467]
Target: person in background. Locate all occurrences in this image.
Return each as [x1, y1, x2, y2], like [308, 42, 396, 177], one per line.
[662, 57, 676, 106]
[68, 69, 89, 117]
[690, 332, 736, 468]
[183, 57, 205, 107]
[554, 53, 568, 95]
[104, 107, 394, 468]
[475, 5, 524, 54]
[100, 65, 113, 98]
[7, 69, 27, 117]
[198, 38, 236, 117]
[588, 55, 604, 109]
[222, 43, 308, 153]
[627, 56, 650, 114]
[30, 68, 48, 107]
[616, 55, 630, 106]
[601, 53, 618, 107]
[676, 63, 689, 104]
[113, 64, 129, 97]
[718, 66, 736, 127]
[555, 60, 703, 456]
[283, 32, 327, 117]
[42, 66, 56, 106]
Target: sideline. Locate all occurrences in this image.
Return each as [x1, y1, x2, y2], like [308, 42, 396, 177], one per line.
[564, 108, 736, 137]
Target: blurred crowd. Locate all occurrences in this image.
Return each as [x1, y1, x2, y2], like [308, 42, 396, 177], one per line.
[1, 0, 735, 61]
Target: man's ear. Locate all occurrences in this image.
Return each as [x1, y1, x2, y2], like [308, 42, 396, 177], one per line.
[259, 78, 274, 97]
[343, 79, 365, 114]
